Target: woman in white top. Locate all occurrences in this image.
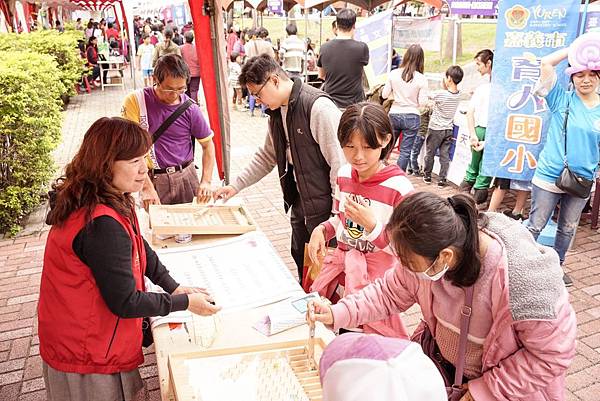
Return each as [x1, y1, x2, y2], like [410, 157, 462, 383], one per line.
[382, 44, 428, 172]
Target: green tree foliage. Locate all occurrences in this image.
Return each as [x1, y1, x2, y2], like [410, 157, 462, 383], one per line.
[0, 51, 64, 235]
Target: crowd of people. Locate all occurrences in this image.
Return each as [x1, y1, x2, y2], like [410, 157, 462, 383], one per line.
[36, 8, 600, 401]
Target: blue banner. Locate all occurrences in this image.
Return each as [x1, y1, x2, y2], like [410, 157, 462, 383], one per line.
[481, 1, 580, 180]
[354, 10, 393, 87]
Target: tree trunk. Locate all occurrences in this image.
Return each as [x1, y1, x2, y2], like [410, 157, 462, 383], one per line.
[443, 20, 463, 60]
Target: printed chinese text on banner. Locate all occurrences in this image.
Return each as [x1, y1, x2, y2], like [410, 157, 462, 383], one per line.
[448, 0, 498, 16]
[481, 0, 580, 181]
[393, 15, 442, 52]
[355, 10, 393, 88]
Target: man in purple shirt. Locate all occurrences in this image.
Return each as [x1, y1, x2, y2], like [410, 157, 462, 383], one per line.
[122, 54, 215, 206]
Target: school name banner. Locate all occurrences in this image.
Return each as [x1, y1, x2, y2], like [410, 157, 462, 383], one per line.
[481, 0, 580, 180]
[448, 0, 498, 16]
[392, 15, 442, 52]
[355, 9, 393, 88]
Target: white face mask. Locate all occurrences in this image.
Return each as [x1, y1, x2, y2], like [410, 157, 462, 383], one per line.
[416, 257, 449, 281]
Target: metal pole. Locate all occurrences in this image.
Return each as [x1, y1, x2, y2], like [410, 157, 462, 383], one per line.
[581, 0, 590, 35]
[452, 17, 458, 66]
[304, 6, 308, 82]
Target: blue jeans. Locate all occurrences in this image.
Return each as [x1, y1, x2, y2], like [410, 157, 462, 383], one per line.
[410, 134, 426, 172]
[390, 113, 420, 171]
[526, 183, 588, 264]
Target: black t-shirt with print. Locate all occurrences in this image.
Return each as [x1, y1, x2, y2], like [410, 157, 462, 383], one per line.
[317, 38, 369, 108]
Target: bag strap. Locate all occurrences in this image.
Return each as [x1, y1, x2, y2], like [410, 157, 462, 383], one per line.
[152, 99, 193, 144]
[453, 286, 474, 388]
[561, 98, 571, 167]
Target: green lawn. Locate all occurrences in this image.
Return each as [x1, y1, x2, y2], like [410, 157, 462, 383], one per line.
[234, 16, 497, 73]
[424, 22, 497, 72]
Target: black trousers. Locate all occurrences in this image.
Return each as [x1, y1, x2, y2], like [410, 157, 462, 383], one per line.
[290, 198, 331, 282]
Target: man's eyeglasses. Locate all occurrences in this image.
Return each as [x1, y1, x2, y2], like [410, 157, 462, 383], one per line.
[251, 76, 273, 100]
[155, 83, 187, 94]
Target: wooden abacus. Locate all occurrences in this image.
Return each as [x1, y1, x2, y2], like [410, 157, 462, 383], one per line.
[168, 339, 326, 401]
[149, 204, 257, 240]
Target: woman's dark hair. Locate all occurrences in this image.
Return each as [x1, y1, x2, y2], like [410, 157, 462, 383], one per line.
[239, 54, 287, 87]
[87, 36, 97, 46]
[46, 117, 151, 226]
[336, 8, 357, 31]
[387, 192, 487, 287]
[475, 49, 494, 69]
[87, 21, 93, 29]
[230, 52, 240, 63]
[153, 54, 190, 83]
[337, 102, 395, 160]
[400, 44, 424, 82]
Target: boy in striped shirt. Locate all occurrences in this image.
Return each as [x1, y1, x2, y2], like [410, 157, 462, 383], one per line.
[423, 65, 464, 186]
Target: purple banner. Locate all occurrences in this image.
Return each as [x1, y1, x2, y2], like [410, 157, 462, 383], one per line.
[448, 0, 499, 16]
[267, 0, 283, 15]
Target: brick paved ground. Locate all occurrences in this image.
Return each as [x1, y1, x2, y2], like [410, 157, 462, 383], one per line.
[0, 80, 598, 400]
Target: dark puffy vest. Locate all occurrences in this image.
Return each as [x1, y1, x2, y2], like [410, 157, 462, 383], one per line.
[267, 79, 334, 219]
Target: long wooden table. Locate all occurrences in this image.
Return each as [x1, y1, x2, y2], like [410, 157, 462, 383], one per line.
[148, 234, 334, 401]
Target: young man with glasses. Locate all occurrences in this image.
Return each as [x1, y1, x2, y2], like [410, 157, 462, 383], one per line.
[214, 54, 344, 281]
[121, 54, 215, 206]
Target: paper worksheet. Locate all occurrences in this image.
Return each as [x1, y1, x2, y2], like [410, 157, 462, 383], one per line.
[147, 231, 304, 328]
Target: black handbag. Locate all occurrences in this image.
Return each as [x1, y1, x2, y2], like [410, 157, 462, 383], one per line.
[142, 317, 154, 347]
[555, 100, 594, 199]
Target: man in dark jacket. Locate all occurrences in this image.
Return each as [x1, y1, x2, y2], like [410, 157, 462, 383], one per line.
[214, 55, 343, 281]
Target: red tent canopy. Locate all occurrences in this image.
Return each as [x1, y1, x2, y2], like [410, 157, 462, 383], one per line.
[57, 0, 231, 182]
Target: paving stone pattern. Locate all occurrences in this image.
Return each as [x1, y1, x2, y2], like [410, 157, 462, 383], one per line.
[0, 80, 598, 400]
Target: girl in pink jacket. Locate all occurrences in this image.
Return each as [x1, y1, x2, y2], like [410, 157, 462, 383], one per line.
[309, 192, 576, 401]
[308, 102, 414, 338]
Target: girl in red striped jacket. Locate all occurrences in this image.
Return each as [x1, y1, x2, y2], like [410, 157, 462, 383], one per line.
[308, 102, 414, 338]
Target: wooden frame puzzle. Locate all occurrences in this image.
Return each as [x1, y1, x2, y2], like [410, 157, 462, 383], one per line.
[149, 204, 257, 237]
[168, 339, 326, 401]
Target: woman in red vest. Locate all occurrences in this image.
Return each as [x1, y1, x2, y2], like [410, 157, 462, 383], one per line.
[38, 117, 220, 401]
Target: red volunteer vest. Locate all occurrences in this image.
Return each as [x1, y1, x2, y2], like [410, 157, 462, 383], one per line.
[38, 205, 147, 374]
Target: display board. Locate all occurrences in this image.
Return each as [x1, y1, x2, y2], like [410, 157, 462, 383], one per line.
[149, 204, 257, 237]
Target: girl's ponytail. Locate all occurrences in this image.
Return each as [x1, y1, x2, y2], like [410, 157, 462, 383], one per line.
[387, 192, 487, 287]
[444, 194, 486, 287]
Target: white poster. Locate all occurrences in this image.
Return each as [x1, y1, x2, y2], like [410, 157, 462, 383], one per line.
[148, 232, 304, 327]
[393, 15, 442, 52]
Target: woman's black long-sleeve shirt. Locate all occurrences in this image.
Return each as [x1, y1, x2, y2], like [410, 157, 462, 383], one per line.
[72, 215, 188, 318]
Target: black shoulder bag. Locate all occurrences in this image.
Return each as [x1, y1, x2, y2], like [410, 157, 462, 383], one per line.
[555, 99, 594, 199]
[152, 98, 194, 144]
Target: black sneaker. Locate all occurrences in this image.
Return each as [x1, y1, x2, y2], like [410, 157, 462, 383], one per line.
[423, 175, 432, 184]
[437, 179, 448, 187]
[473, 188, 488, 205]
[406, 168, 413, 176]
[459, 180, 474, 192]
[563, 273, 573, 287]
[502, 210, 523, 221]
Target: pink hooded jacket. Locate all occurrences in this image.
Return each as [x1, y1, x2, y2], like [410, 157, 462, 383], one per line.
[330, 213, 577, 401]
